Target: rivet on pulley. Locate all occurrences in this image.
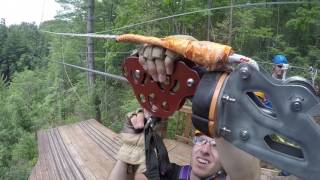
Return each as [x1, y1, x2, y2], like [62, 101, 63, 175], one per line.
[239, 129, 250, 141]
[239, 66, 251, 79]
[187, 78, 194, 87]
[220, 126, 231, 136]
[291, 97, 303, 112]
[222, 94, 236, 102]
[134, 70, 141, 79]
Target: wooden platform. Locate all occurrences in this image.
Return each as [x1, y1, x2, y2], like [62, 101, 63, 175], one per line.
[29, 119, 192, 180]
[29, 119, 284, 180]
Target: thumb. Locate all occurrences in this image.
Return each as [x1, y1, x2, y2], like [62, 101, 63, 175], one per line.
[133, 111, 145, 129]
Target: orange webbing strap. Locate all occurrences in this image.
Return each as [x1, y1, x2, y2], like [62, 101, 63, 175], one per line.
[116, 34, 164, 47]
[116, 34, 233, 69]
[208, 73, 228, 137]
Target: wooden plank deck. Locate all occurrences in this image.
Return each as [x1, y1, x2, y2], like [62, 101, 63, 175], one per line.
[30, 119, 281, 180]
[29, 119, 192, 180]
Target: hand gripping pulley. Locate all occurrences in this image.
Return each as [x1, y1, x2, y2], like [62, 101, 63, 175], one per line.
[122, 56, 201, 118]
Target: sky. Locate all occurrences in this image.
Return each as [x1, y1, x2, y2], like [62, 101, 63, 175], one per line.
[0, 0, 62, 26]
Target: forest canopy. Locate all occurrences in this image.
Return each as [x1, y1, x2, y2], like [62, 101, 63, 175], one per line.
[0, 0, 319, 179]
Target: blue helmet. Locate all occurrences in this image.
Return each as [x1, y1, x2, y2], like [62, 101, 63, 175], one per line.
[272, 54, 288, 64]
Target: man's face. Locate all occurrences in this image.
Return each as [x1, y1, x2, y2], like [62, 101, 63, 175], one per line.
[273, 64, 284, 79]
[190, 135, 222, 178]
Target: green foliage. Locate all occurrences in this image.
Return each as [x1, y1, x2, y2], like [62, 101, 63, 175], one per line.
[0, 0, 319, 179]
[166, 112, 184, 139]
[0, 23, 49, 81]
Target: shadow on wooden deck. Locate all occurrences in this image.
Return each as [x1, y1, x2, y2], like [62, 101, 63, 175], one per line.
[29, 118, 283, 180]
[29, 119, 192, 180]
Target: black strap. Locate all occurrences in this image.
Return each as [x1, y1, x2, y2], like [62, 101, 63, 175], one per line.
[144, 117, 170, 180]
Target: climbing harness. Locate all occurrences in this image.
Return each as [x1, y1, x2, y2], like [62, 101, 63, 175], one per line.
[144, 117, 170, 180]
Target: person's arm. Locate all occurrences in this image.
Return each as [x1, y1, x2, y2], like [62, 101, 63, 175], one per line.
[215, 138, 260, 180]
[107, 109, 147, 180]
[108, 160, 134, 180]
[108, 160, 148, 180]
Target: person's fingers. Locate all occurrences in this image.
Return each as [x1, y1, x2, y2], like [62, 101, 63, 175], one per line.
[135, 112, 145, 129]
[151, 46, 165, 60]
[130, 114, 137, 127]
[138, 45, 148, 70]
[143, 46, 153, 60]
[164, 56, 175, 75]
[155, 59, 166, 82]
[139, 55, 147, 70]
[143, 109, 151, 119]
[165, 50, 178, 75]
[131, 113, 144, 129]
[146, 59, 158, 81]
[143, 46, 158, 81]
[151, 46, 166, 82]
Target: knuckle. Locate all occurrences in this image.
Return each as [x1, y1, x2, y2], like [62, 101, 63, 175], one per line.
[138, 45, 147, 56]
[157, 67, 165, 74]
[155, 61, 165, 73]
[143, 46, 153, 58]
[152, 46, 165, 59]
[138, 56, 146, 64]
[148, 66, 156, 74]
[164, 57, 173, 66]
[131, 117, 136, 122]
[165, 50, 178, 59]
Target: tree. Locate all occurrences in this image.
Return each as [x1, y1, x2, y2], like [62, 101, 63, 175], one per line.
[0, 23, 48, 82]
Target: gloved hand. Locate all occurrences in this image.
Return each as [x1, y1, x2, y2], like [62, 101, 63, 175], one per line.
[116, 108, 146, 173]
[138, 35, 197, 83]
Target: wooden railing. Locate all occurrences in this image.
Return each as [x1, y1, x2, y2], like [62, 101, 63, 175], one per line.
[175, 105, 193, 144]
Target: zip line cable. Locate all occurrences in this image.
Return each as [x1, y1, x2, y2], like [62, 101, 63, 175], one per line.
[59, 37, 93, 108]
[41, 1, 317, 37]
[42, 31, 118, 39]
[95, 1, 316, 33]
[46, 49, 130, 56]
[42, 32, 320, 74]
[45, 38, 319, 77]
[53, 52, 319, 86]
[60, 37, 84, 103]
[40, 0, 46, 25]
[255, 57, 319, 72]
[55, 57, 320, 88]
[54, 60, 128, 83]
[76, 51, 130, 54]
[255, 58, 319, 86]
[42, 1, 319, 78]
[257, 57, 318, 71]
